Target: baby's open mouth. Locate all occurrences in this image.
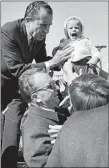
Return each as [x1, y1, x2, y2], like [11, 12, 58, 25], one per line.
[71, 33, 77, 37]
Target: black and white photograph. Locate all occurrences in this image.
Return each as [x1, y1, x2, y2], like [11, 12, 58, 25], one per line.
[1, 1, 109, 168]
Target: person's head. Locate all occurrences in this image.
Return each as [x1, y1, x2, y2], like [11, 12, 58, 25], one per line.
[69, 74, 109, 113]
[24, 1, 53, 41]
[18, 68, 60, 110]
[64, 16, 83, 40]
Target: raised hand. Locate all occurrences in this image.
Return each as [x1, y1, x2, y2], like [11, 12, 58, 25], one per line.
[48, 46, 74, 69]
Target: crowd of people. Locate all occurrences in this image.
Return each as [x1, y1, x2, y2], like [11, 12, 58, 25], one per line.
[1, 1, 109, 168]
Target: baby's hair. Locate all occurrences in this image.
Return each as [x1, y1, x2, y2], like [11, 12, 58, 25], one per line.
[69, 74, 109, 113]
[64, 16, 84, 39]
[68, 17, 83, 31]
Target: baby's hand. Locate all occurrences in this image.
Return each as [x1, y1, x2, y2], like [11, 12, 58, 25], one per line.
[87, 57, 99, 68]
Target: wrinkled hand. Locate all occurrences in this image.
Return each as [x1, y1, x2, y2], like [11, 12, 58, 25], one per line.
[58, 79, 66, 92]
[87, 57, 99, 68]
[49, 45, 74, 68]
[48, 125, 62, 144]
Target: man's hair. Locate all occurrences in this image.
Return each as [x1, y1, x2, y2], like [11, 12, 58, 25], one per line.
[69, 74, 109, 113]
[18, 68, 45, 103]
[24, 1, 53, 22]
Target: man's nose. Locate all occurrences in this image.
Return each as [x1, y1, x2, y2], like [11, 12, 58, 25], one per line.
[44, 25, 50, 34]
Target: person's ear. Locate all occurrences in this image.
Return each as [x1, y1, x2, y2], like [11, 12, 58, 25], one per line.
[31, 93, 42, 103]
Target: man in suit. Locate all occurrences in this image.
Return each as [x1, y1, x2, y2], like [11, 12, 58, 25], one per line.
[46, 104, 108, 167]
[1, 1, 73, 168]
[45, 72, 109, 167]
[19, 68, 67, 167]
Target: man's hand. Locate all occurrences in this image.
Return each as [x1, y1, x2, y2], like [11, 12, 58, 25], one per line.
[48, 45, 74, 69]
[48, 125, 62, 144]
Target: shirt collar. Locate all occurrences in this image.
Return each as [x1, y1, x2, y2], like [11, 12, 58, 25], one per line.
[25, 23, 33, 42]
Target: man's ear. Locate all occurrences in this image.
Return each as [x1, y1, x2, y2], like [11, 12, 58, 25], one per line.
[31, 93, 41, 103]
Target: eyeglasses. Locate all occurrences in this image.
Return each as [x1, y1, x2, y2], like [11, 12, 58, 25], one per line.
[31, 82, 57, 95]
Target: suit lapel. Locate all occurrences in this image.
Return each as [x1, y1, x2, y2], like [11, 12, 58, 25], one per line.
[19, 19, 33, 63]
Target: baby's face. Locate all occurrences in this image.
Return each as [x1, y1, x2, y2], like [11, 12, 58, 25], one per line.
[66, 19, 82, 40]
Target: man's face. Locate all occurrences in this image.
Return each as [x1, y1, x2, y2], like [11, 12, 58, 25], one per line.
[28, 7, 53, 41]
[32, 73, 60, 109]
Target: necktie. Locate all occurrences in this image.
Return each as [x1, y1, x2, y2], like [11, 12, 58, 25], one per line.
[29, 37, 34, 51]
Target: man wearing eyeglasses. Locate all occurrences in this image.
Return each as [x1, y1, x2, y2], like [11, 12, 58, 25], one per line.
[18, 68, 67, 167]
[1, 1, 73, 168]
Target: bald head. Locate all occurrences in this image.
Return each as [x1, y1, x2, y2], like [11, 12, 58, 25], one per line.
[18, 68, 52, 103]
[32, 72, 52, 90]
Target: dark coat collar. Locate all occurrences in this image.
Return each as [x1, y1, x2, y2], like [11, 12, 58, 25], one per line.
[28, 103, 59, 122]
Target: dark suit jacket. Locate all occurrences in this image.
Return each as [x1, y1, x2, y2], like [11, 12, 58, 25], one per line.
[1, 19, 51, 109]
[21, 103, 66, 168]
[1, 19, 48, 79]
[46, 104, 108, 167]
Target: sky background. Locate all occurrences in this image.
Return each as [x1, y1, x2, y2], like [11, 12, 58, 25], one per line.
[1, 1, 108, 72]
